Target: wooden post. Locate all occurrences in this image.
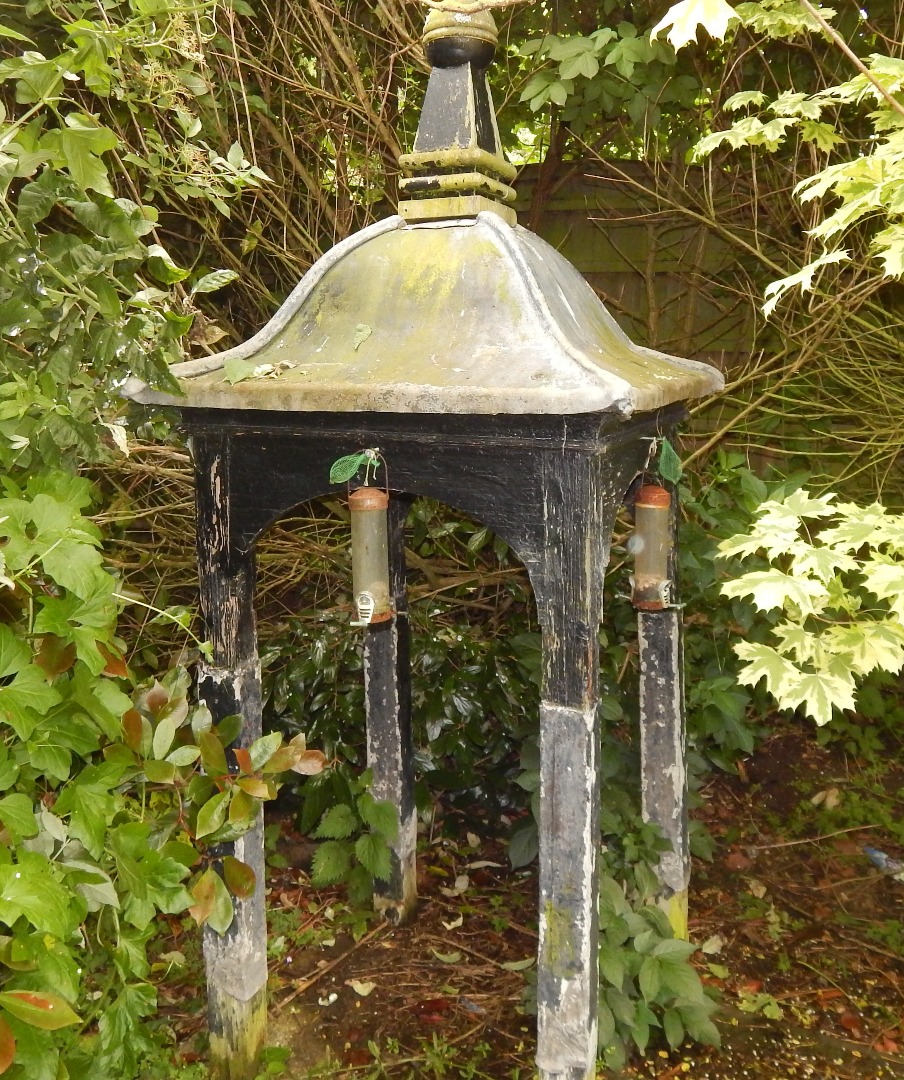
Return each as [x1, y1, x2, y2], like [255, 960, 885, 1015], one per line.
[364, 492, 417, 924]
[532, 455, 610, 1080]
[194, 435, 268, 1080]
[635, 483, 689, 938]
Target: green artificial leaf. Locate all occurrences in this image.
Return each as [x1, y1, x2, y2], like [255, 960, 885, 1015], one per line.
[314, 803, 357, 840]
[355, 832, 391, 881]
[430, 948, 462, 964]
[329, 452, 370, 485]
[356, 793, 398, 842]
[658, 438, 682, 485]
[0, 991, 79, 1031]
[311, 840, 352, 885]
[151, 712, 179, 760]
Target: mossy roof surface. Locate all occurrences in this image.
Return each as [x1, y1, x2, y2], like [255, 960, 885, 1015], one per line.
[123, 212, 723, 416]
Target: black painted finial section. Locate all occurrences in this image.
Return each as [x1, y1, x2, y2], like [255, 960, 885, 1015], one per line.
[398, 3, 517, 223]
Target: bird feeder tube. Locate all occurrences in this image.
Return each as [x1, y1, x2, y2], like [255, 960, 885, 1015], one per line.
[631, 483, 672, 611]
[349, 486, 392, 626]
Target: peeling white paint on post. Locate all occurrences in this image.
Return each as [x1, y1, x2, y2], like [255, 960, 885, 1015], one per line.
[203, 812, 268, 1080]
[194, 434, 269, 1080]
[536, 701, 599, 1080]
[638, 612, 689, 900]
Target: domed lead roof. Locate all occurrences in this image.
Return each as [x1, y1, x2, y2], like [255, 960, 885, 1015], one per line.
[123, 211, 722, 416]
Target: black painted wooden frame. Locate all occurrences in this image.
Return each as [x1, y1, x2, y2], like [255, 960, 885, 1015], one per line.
[187, 405, 685, 1080]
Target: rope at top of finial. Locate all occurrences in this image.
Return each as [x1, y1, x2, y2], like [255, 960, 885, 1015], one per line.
[417, 0, 534, 12]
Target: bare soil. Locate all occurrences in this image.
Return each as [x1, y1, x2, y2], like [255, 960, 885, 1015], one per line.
[161, 722, 904, 1078]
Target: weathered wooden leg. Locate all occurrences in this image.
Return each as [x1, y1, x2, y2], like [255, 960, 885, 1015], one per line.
[533, 458, 613, 1080]
[194, 436, 268, 1080]
[365, 492, 416, 924]
[637, 485, 689, 938]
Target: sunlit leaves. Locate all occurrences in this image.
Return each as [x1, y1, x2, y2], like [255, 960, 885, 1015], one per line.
[720, 492, 904, 724]
[651, 0, 739, 51]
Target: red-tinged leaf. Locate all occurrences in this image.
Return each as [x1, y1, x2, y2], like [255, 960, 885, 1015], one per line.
[98, 643, 128, 678]
[144, 681, 169, 717]
[235, 776, 273, 800]
[291, 749, 328, 776]
[223, 855, 256, 899]
[233, 747, 253, 774]
[122, 709, 144, 752]
[0, 991, 80, 1031]
[188, 868, 217, 926]
[199, 730, 228, 778]
[260, 745, 303, 774]
[34, 636, 76, 678]
[0, 1015, 14, 1074]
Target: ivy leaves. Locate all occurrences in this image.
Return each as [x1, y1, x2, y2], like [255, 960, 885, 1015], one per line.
[718, 491, 904, 725]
